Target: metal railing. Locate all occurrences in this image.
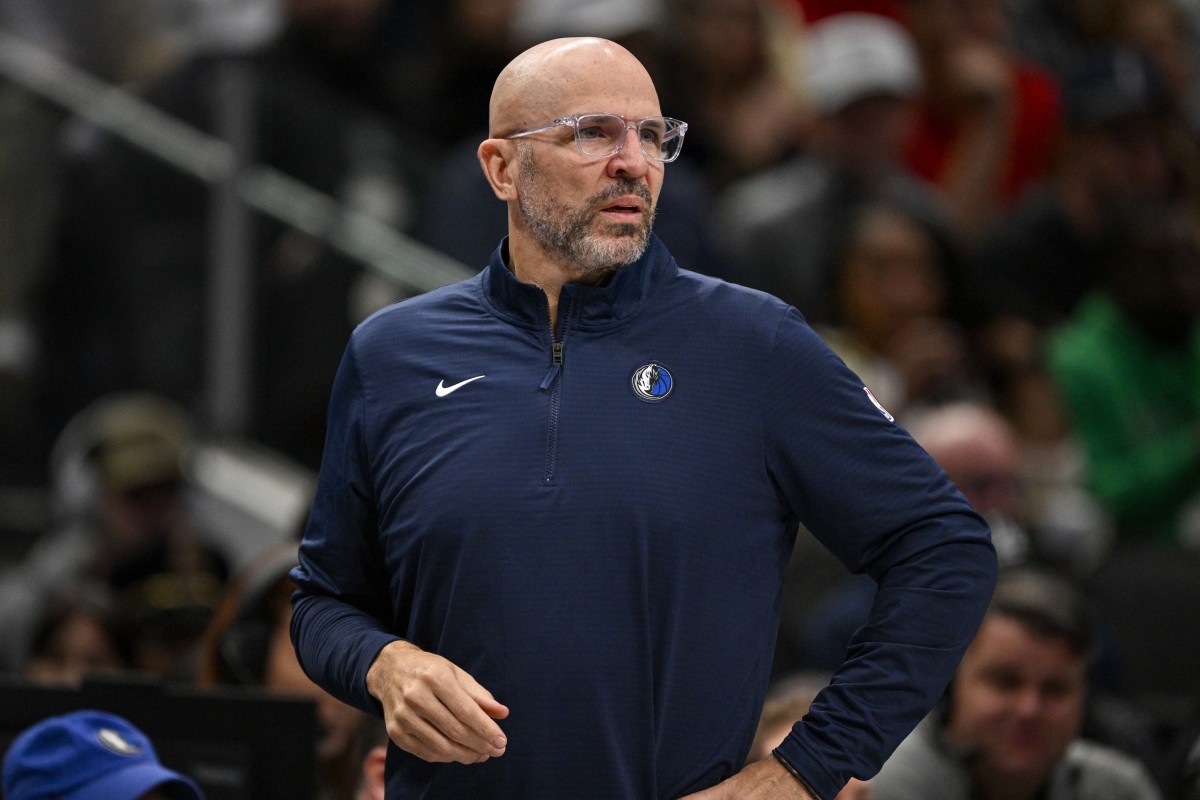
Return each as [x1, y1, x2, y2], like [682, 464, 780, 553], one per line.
[0, 30, 475, 433]
[0, 31, 473, 291]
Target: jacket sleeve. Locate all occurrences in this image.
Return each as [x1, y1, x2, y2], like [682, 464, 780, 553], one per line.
[289, 340, 400, 716]
[762, 308, 997, 800]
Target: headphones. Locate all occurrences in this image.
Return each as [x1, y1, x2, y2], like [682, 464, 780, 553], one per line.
[47, 392, 193, 523]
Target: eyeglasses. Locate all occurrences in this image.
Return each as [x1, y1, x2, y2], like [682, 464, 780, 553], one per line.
[506, 113, 688, 163]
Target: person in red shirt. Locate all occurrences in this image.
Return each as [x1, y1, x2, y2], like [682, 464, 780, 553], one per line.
[901, 0, 1061, 239]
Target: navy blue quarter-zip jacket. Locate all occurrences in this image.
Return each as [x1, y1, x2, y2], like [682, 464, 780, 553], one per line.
[291, 235, 997, 800]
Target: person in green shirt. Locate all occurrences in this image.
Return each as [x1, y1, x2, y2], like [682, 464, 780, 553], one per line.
[1048, 199, 1200, 545]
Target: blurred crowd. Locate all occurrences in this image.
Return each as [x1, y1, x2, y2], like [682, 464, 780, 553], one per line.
[2, 0, 1200, 797]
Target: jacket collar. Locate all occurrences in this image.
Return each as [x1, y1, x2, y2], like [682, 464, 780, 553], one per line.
[480, 235, 675, 331]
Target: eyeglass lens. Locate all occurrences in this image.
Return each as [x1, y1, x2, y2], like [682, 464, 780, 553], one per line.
[576, 114, 684, 161]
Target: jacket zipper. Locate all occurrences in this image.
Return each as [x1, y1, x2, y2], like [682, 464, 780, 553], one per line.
[539, 298, 571, 484]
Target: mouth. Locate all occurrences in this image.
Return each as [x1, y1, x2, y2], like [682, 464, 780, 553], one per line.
[598, 196, 645, 219]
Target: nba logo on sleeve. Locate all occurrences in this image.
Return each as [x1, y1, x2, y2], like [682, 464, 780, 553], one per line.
[864, 386, 894, 422]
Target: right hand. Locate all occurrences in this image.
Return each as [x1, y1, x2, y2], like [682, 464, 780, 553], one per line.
[366, 640, 509, 764]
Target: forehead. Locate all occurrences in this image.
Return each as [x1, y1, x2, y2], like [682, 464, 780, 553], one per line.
[533, 49, 662, 119]
[964, 615, 1082, 672]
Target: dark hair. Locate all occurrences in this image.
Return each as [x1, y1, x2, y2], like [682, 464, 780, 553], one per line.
[27, 584, 134, 669]
[988, 567, 1094, 660]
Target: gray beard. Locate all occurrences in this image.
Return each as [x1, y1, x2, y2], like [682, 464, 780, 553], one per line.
[516, 145, 655, 281]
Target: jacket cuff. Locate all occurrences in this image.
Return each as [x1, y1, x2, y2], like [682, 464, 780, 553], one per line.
[772, 732, 840, 800]
[772, 749, 825, 800]
[352, 632, 406, 716]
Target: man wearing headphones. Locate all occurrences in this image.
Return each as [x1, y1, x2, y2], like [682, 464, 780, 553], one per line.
[870, 568, 1162, 800]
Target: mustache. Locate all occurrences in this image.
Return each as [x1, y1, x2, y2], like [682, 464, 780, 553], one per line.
[589, 181, 654, 209]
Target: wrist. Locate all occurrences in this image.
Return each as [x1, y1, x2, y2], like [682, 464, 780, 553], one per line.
[772, 748, 823, 800]
[366, 638, 415, 700]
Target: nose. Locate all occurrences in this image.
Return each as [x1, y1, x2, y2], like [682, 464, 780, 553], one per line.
[1013, 687, 1044, 719]
[607, 125, 650, 179]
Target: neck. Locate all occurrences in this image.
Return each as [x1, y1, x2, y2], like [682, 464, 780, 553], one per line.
[970, 763, 1046, 800]
[506, 237, 619, 331]
[508, 240, 569, 330]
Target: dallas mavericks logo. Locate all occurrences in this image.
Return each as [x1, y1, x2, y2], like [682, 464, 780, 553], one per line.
[97, 728, 142, 756]
[631, 363, 673, 402]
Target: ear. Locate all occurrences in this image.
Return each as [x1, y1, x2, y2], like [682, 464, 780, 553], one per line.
[478, 138, 518, 202]
[361, 745, 388, 800]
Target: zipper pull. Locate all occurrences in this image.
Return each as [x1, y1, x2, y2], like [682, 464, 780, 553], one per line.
[540, 342, 564, 391]
[540, 362, 560, 391]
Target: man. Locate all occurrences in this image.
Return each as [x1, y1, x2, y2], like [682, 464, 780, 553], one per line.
[0, 392, 228, 677]
[290, 37, 996, 799]
[1047, 198, 1200, 545]
[869, 568, 1162, 800]
[3, 709, 205, 800]
[715, 11, 946, 326]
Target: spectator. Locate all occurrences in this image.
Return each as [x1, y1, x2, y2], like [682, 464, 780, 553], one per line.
[900, 0, 1062, 238]
[0, 393, 228, 678]
[2, 709, 205, 800]
[969, 47, 1176, 459]
[816, 201, 980, 419]
[905, 402, 1110, 575]
[389, 0, 523, 150]
[870, 567, 1163, 800]
[1101, 0, 1195, 118]
[786, 400, 1034, 673]
[972, 47, 1173, 335]
[1095, 0, 1200, 183]
[353, 717, 388, 800]
[196, 542, 367, 800]
[716, 10, 947, 324]
[908, 402, 1032, 561]
[1047, 198, 1200, 546]
[23, 583, 132, 687]
[1002, 0, 1117, 80]
[656, 0, 807, 191]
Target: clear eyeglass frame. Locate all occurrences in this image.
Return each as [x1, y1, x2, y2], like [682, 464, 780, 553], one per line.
[506, 113, 688, 163]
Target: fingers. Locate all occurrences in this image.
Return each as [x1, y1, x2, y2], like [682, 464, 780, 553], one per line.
[387, 696, 501, 764]
[418, 680, 508, 755]
[460, 673, 510, 721]
[371, 644, 509, 764]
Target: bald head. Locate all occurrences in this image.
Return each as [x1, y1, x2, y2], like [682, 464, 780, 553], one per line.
[488, 38, 661, 137]
[907, 402, 1021, 516]
[907, 403, 1018, 467]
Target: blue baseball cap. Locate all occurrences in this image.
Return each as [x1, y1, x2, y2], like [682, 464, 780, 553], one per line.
[2, 710, 204, 800]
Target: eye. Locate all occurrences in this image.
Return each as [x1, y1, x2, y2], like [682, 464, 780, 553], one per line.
[578, 125, 606, 141]
[639, 123, 666, 145]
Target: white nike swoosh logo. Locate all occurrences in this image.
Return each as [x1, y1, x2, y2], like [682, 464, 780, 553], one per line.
[435, 375, 486, 397]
